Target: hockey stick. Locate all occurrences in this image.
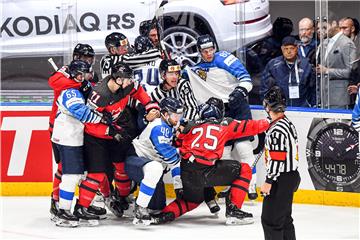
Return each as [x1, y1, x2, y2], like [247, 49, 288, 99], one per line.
[48, 58, 59, 71]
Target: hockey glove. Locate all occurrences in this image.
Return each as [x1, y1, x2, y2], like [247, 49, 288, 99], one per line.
[107, 125, 131, 143]
[228, 86, 248, 108]
[175, 188, 184, 200]
[100, 111, 113, 126]
[79, 80, 92, 99]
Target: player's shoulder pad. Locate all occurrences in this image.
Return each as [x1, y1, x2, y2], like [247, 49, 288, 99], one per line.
[90, 76, 113, 107]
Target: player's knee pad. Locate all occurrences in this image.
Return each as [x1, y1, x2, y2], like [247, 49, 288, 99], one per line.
[240, 163, 252, 181]
[142, 161, 163, 185]
[232, 140, 255, 165]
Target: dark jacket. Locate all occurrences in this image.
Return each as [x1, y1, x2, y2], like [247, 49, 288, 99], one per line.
[261, 56, 316, 107]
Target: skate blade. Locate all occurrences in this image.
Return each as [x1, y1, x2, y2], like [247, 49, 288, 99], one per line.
[97, 214, 107, 220]
[225, 217, 254, 225]
[55, 219, 79, 228]
[79, 219, 99, 227]
[50, 213, 59, 222]
[132, 218, 151, 226]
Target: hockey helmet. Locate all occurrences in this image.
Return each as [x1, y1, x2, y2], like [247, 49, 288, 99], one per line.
[206, 97, 225, 118]
[198, 103, 223, 121]
[134, 36, 153, 53]
[196, 34, 216, 51]
[111, 62, 134, 80]
[263, 86, 287, 112]
[73, 43, 95, 58]
[159, 59, 181, 75]
[68, 60, 91, 80]
[105, 32, 128, 49]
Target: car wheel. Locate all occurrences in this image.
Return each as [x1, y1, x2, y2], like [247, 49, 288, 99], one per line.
[161, 26, 201, 66]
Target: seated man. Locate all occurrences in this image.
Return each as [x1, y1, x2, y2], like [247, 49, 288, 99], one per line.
[153, 98, 270, 225]
[124, 97, 184, 226]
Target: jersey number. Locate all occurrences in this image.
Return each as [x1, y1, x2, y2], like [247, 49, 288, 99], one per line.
[134, 68, 160, 91]
[191, 126, 220, 150]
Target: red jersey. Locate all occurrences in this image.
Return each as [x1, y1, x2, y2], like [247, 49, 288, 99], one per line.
[177, 118, 270, 165]
[85, 76, 151, 139]
[48, 68, 81, 132]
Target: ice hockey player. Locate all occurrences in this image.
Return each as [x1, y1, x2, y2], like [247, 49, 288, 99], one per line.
[191, 34, 259, 201]
[76, 62, 160, 221]
[48, 56, 105, 223]
[124, 97, 183, 226]
[152, 98, 270, 225]
[51, 60, 108, 227]
[72, 43, 99, 84]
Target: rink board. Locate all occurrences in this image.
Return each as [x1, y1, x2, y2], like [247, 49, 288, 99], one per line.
[1, 104, 359, 207]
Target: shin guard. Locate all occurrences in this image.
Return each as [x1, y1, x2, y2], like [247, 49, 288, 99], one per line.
[52, 163, 62, 201]
[79, 173, 106, 208]
[162, 199, 200, 219]
[113, 162, 131, 197]
[230, 163, 252, 208]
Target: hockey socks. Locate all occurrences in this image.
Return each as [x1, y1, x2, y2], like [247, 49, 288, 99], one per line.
[230, 163, 252, 208]
[136, 161, 163, 208]
[59, 174, 82, 210]
[79, 173, 107, 208]
[52, 163, 62, 201]
[113, 162, 131, 197]
[162, 199, 200, 219]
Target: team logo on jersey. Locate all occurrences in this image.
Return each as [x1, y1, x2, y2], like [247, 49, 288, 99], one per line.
[195, 69, 208, 81]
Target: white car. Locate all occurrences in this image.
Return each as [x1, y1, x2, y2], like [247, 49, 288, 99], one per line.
[1, 0, 271, 64]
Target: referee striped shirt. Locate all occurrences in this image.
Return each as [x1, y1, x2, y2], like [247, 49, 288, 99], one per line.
[100, 49, 161, 78]
[151, 78, 198, 121]
[264, 115, 299, 183]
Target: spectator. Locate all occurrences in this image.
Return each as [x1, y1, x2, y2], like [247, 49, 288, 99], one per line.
[316, 21, 357, 109]
[258, 17, 294, 68]
[298, 17, 317, 66]
[261, 36, 316, 107]
[339, 17, 360, 56]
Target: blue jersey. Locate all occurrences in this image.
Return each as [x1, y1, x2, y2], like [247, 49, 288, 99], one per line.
[188, 51, 252, 103]
[352, 92, 360, 131]
[51, 88, 102, 146]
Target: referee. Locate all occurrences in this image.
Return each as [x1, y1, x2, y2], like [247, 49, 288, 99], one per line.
[261, 86, 301, 240]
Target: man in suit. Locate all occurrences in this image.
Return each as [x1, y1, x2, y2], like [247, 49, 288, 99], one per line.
[316, 21, 357, 109]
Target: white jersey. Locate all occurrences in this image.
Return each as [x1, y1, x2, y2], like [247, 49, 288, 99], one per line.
[133, 58, 163, 95]
[187, 51, 252, 104]
[132, 117, 181, 188]
[51, 88, 102, 146]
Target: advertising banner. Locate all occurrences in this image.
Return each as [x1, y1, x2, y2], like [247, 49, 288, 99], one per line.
[1, 105, 359, 205]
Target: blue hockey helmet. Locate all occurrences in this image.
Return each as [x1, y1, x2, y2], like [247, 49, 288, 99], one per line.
[68, 60, 91, 79]
[198, 103, 223, 121]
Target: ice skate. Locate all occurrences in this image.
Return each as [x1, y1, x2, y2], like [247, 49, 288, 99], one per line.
[55, 209, 79, 227]
[88, 204, 107, 220]
[151, 212, 175, 225]
[73, 200, 100, 226]
[133, 204, 152, 226]
[225, 202, 254, 225]
[206, 199, 220, 214]
[104, 192, 125, 218]
[50, 197, 59, 222]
